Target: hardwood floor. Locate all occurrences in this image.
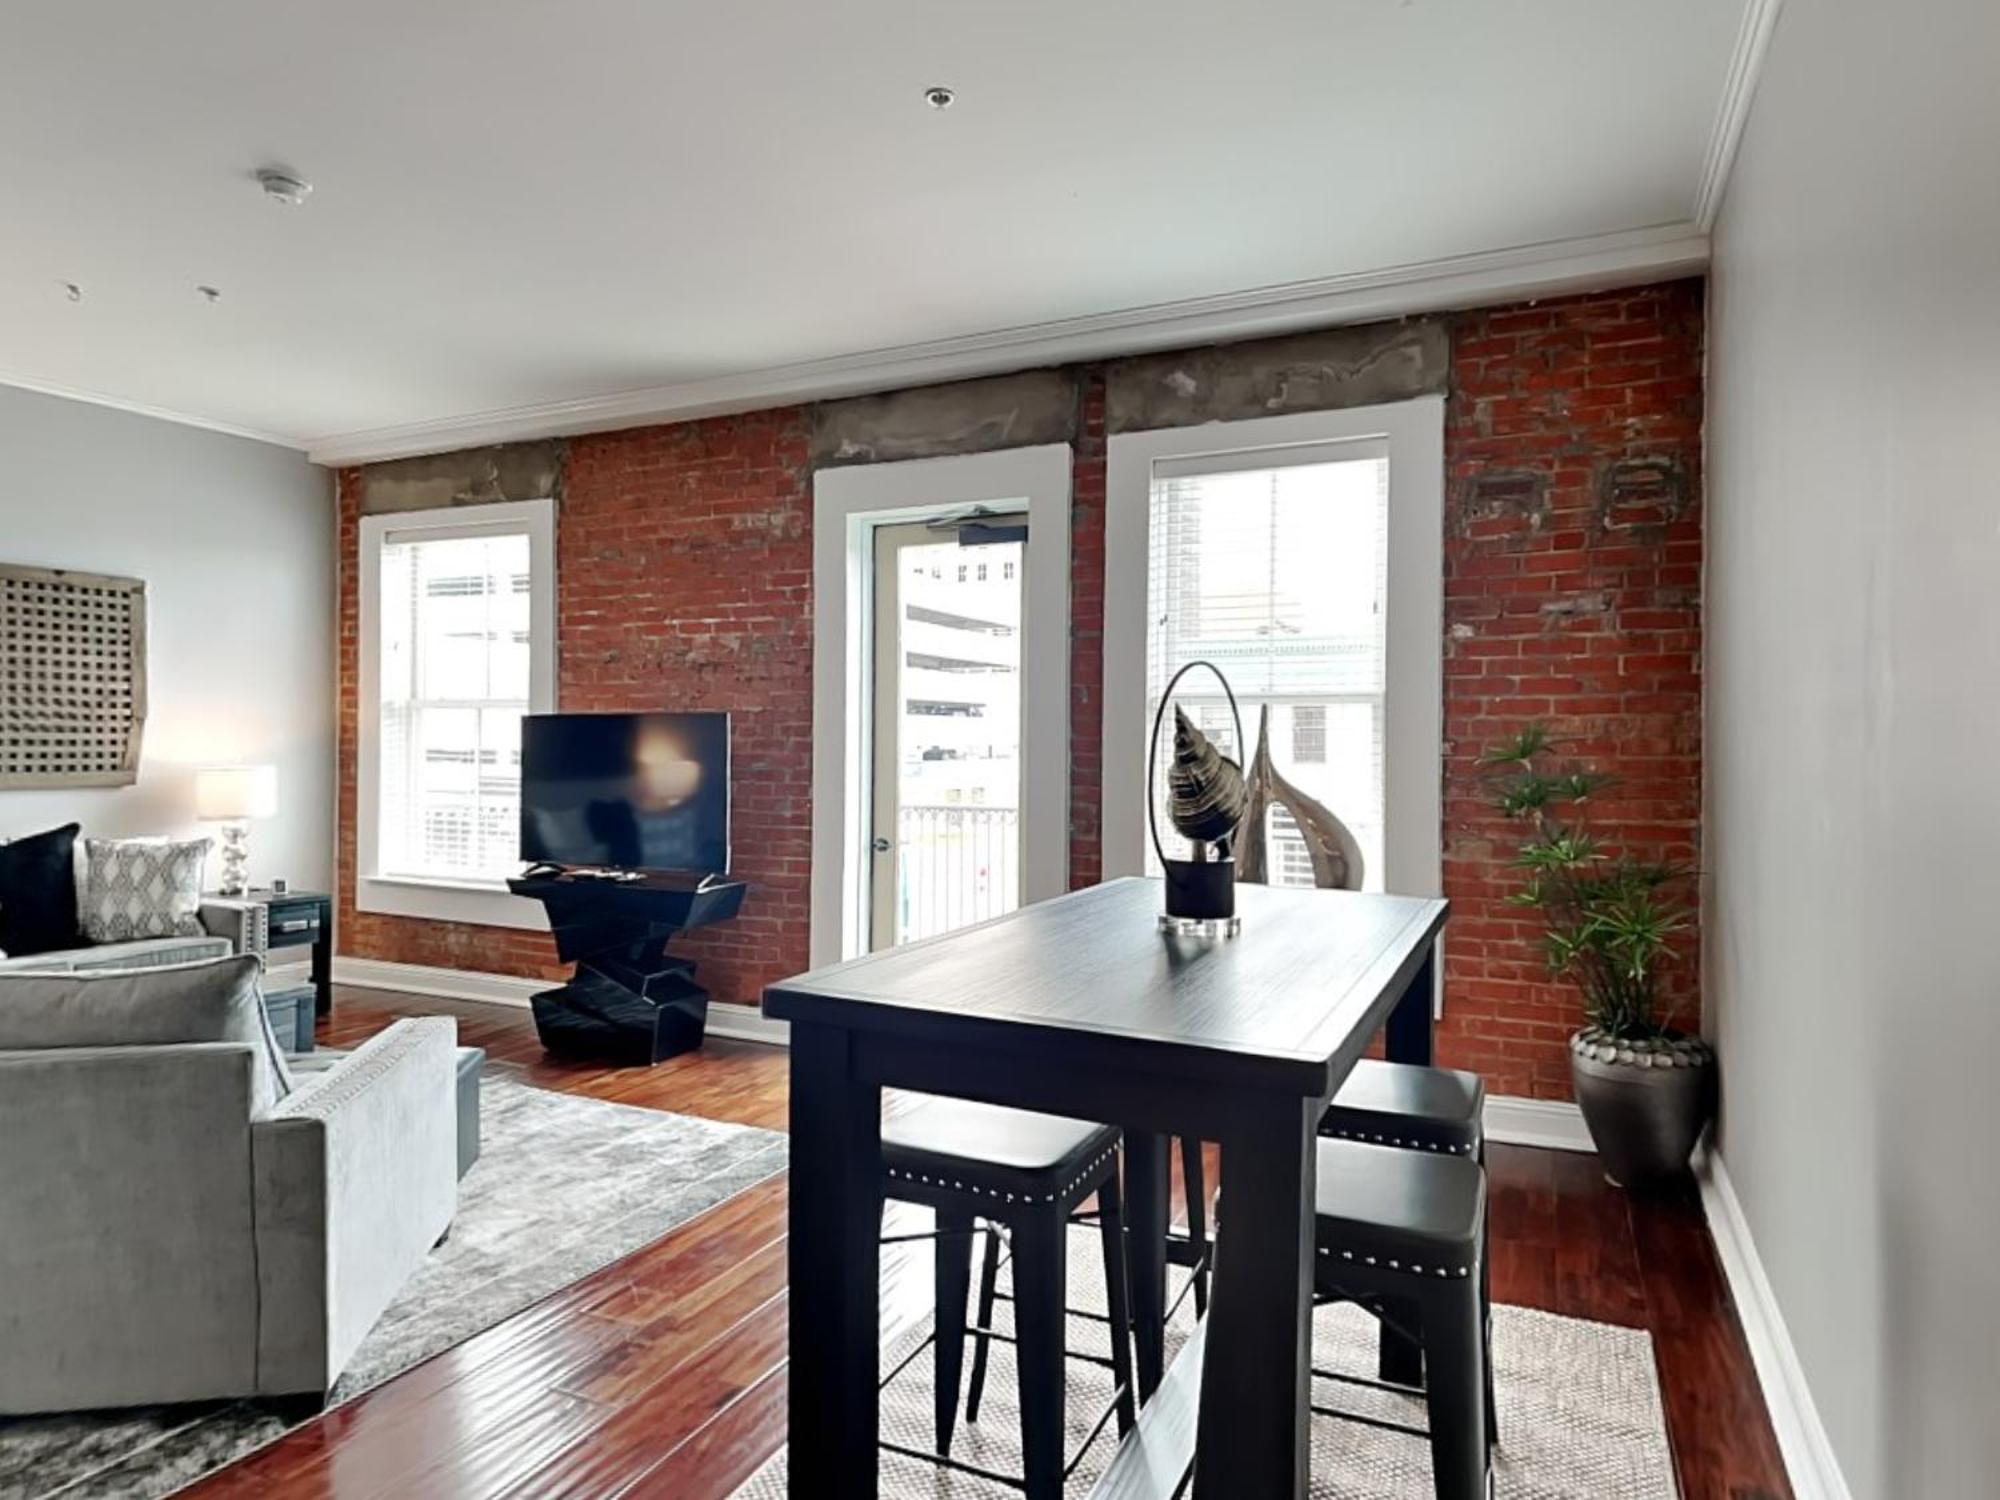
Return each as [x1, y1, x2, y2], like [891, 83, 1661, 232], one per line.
[186, 989, 1791, 1500]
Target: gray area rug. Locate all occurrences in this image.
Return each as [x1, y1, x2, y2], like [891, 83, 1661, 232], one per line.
[736, 1224, 1679, 1499]
[0, 1069, 786, 1500]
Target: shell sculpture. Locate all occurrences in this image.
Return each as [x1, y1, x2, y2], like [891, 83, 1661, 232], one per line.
[1236, 705, 1364, 891]
[1167, 708, 1248, 850]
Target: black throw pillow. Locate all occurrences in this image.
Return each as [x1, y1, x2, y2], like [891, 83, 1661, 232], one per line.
[0, 822, 84, 957]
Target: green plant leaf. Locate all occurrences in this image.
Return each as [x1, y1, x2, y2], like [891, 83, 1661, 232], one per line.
[1515, 831, 1600, 869]
[1480, 725, 1553, 766]
[1498, 776, 1561, 817]
[1481, 722, 1695, 1036]
[1560, 771, 1614, 801]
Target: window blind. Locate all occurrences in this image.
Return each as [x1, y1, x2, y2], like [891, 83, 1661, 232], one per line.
[378, 529, 533, 882]
[1144, 452, 1389, 889]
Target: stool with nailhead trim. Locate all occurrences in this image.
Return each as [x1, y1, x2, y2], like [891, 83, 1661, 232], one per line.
[1319, 1059, 1488, 1401]
[1312, 1137, 1491, 1500]
[1319, 1059, 1486, 1158]
[882, 1094, 1135, 1500]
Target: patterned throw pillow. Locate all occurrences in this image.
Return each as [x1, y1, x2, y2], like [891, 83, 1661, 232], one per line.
[80, 837, 211, 943]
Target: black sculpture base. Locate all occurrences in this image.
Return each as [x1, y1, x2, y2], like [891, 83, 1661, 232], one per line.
[1161, 855, 1236, 921]
[531, 958, 711, 1066]
[508, 871, 747, 1067]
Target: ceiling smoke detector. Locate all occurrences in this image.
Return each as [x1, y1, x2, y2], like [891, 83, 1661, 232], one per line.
[923, 85, 956, 110]
[255, 168, 313, 206]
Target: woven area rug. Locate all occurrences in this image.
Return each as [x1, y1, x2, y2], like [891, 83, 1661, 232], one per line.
[0, 1069, 786, 1500]
[736, 1224, 1679, 1499]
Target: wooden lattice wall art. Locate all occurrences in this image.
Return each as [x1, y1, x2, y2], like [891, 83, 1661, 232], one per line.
[0, 563, 147, 788]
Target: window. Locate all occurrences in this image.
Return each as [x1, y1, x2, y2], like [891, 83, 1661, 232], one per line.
[358, 500, 555, 928]
[1292, 704, 1327, 763]
[1145, 448, 1389, 887]
[378, 527, 530, 882]
[1102, 400, 1443, 900]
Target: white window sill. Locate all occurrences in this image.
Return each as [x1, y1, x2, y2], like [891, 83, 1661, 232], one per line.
[357, 873, 549, 932]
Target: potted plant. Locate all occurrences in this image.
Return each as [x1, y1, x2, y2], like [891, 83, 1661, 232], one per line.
[1483, 725, 1712, 1185]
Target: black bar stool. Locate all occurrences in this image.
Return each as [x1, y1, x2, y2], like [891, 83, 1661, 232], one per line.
[882, 1095, 1137, 1499]
[1318, 1059, 1492, 1425]
[1168, 1136, 1214, 1315]
[971, 1131, 1213, 1413]
[1312, 1137, 1490, 1500]
[1320, 1058, 1485, 1157]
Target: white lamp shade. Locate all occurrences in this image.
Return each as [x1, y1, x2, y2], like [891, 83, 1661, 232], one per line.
[195, 765, 278, 821]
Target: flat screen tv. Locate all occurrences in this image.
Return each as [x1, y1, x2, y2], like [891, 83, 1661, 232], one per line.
[520, 712, 730, 874]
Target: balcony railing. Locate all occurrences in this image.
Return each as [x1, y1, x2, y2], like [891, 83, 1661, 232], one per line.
[895, 803, 1020, 945]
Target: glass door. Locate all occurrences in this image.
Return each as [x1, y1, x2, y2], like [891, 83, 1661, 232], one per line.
[869, 520, 1026, 949]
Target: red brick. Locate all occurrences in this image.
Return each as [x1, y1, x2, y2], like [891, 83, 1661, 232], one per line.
[335, 281, 1705, 1101]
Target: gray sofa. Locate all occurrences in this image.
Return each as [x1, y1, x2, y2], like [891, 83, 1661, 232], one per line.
[0, 930, 232, 974]
[0, 958, 460, 1413]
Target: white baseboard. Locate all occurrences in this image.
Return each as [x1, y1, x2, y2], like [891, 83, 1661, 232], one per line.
[1697, 1149, 1854, 1500]
[334, 955, 545, 1006]
[329, 955, 790, 1047]
[1482, 1095, 1596, 1152]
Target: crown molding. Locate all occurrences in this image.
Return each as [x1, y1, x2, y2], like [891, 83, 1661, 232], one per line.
[306, 221, 1708, 466]
[0, 366, 306, 450]
[1694, 0, 1787, 230]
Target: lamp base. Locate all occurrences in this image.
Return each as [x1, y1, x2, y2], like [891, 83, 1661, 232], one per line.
[217, 822, 250, 898]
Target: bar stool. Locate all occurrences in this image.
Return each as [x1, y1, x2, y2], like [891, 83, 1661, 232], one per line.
[1319, 1058, 1485, 1158]
[1319, 1059, 1492, 1427]
[1312, 1137, 1490, 1500]
[969, 1131, 1213, 1421]
[882, 1095, 1137, 1500]
[1170, 1136, 1214, 1315]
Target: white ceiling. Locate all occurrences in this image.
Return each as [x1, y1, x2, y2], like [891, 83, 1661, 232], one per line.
[0, 1, 1749, 462]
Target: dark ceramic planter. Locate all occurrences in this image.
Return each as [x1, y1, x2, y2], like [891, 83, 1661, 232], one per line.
[1570, 1029, 1715, 1187]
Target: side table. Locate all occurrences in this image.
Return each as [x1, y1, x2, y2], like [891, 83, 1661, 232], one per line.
[200, 889, 336, 1017]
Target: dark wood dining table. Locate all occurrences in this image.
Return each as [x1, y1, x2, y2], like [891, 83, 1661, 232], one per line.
[763, 875, 1448, 1499]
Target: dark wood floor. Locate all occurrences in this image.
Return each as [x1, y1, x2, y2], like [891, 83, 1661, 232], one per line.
[186, 989, 1791, 1500]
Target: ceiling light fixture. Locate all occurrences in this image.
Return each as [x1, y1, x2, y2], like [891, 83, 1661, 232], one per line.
[923, 85, 956, 110]
[255, 167, 313, 206]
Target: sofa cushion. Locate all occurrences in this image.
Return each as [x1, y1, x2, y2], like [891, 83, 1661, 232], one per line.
[0, 822, 84, 958]
[0, 935, 236, 975]
[0, 954, 293, 1113]
[80, 837, 210, 943]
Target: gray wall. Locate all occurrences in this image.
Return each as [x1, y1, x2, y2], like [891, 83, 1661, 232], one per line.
[1705, 1, 2000, 1495]
[0, 386, 334, 892]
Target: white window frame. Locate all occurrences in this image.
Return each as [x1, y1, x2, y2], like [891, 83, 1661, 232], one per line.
[811, 444, 1071, 967]
[1101, 398, 1444, 899]
[356, 498, 556, 931]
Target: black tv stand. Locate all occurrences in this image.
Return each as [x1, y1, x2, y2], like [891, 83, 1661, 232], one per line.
[507, 869, 747, 1065]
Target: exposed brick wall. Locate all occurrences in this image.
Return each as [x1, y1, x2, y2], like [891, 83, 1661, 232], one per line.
[1067, 372, 1108, 890]
[335, 281, 1703, 1098]
[1437, 280, 1704, 1098]
[336, 410, 815, 1007]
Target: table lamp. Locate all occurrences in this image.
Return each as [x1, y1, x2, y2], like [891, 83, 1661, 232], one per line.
[196, 765, 277, 897]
